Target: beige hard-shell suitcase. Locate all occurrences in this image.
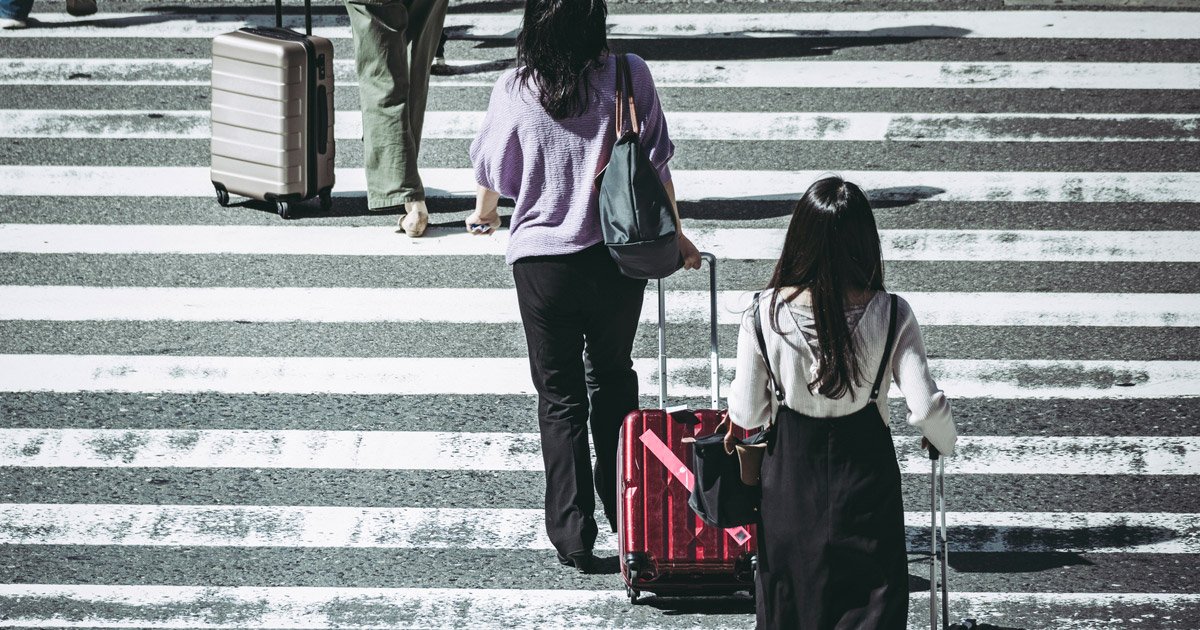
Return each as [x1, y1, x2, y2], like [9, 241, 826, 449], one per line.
[211, 0, 334, 219]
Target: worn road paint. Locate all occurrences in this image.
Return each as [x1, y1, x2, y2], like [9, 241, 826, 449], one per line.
[0, 585, 1196, 629]
[0, 355, 1196, 399]
[4, 59, 1199, 90]
[4, 110, 1198, 143]
[6, 11, 1200, 39]
[1, 429, 1196, 475]
[0, 504, 1195, 554]
[0, 287, 1194, 327]
[1, 225, 1194, 263]
[5, 167, 1200, 203]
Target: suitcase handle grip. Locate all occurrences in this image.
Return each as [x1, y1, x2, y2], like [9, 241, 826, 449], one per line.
[656, 251, 719, 410]
[275, 0, 314, 36]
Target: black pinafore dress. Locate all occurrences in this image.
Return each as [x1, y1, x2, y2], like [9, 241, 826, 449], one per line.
[753, 294, 908, 630]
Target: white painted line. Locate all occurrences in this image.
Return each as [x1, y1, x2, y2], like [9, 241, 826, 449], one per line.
[0, 585, 1196, 630]
[1, 429, 1196, 475]
[3, 225, 1196, 263]
[6, 11, 1200, 39]
[1, 287, 1195, 328]
[1, 504, 1195, 554]
[5, 167, 1199, 203]
[4, 59, 1198, 90]
[0, 356, 1197, 399]
[5, 110, 1198, 143]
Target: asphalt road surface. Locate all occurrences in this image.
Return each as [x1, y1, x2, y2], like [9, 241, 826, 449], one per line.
[1, 0, 1198, 628]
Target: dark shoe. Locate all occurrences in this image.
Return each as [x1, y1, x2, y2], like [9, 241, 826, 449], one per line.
[557, 550, 598, 574]
[66, 0, 97, 16]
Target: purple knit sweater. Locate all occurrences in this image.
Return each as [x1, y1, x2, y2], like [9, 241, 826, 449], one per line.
[470, 53, 676, 264]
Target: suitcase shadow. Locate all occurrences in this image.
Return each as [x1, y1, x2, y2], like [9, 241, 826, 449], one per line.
[638, 594, 756, 616]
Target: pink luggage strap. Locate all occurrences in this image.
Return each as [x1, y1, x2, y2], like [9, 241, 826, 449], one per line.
[639, 429, 753, 546]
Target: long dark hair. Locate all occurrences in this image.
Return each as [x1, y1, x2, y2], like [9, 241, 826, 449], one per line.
[514, 0, 610, 119]
[766, 176, 885, 400]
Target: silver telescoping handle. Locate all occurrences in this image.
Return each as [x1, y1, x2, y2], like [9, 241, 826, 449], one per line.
[656, 252, 719, 411]
[939, 455, 950, 625]
[929, 446, 949, 630]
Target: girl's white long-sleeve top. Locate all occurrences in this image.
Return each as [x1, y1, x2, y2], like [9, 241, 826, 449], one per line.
[727, 290, 958, 456]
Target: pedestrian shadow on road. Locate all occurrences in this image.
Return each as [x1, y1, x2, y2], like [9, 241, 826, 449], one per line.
[247, 187, 945, 221]
[465, 27, 973, 62]
[908, 522, 1182, 574]
[677, 186, 947, 220]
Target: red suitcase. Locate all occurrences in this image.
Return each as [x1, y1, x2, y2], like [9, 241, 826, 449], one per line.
[617, 252, 758, 604]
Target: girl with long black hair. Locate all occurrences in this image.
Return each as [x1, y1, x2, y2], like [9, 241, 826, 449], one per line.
[466, 0, 701, 572]
[728, 176, 957, 629]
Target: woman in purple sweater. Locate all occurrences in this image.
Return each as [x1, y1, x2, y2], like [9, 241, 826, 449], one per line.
[467, 0, 700, 572]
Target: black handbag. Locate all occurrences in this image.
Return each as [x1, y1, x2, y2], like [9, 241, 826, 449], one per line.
[595, 54, 683, 280]
[688, 295, 778, 528]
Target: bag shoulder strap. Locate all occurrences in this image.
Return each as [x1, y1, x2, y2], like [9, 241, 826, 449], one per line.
[752, 292, 785, 403]
[868, 293, 900, 402]
[613, 54, 639, 139]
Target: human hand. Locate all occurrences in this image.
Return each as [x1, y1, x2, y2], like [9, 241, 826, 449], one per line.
[679, 233, 701, 270]
[464, 209, 501, 235]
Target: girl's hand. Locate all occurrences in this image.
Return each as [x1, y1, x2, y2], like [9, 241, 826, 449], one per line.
[679, 233, 701, 270]
[465, 209, 501, 235]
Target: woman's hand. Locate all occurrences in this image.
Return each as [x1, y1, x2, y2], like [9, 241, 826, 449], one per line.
[464, 208, 501, 235]
[466, 186, 503, 235]
[679, 233, 702, 270]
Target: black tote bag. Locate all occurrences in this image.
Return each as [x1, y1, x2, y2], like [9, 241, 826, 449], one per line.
[595, 54, 682, 280]
[688, 420, 770, 528]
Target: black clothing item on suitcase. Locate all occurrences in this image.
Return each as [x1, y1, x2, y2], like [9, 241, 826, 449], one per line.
[755, 294, 907, 630]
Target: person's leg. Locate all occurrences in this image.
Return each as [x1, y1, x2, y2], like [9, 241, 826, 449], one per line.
[344, 0, 424, 210]
[581, 247, 647, 532]
[513, 255, 598, 560]
[433, 31, 448, 67]
[0, 0, 34, 24]
[402, 0, 448, 158]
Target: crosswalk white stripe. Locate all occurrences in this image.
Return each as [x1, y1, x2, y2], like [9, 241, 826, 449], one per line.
[6, 59, 1199, 89]
[1, 429, 1196, 475]
[1, 287, 1194, 328]
[6, 110, 1199, 143]
[0, 355, 1193, 398]
[1, 504, 1194, 554]
[3, 225, 1194, 263]
[7, 167, 1200, 203]
[7, 11, 1200, 40]
[0, 585, 1194, 630]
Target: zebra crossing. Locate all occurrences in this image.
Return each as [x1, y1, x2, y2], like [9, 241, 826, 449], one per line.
[1, 2, 1198, 628]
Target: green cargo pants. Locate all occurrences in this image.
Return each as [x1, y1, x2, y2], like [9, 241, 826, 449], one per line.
[345, 0, 448, 208]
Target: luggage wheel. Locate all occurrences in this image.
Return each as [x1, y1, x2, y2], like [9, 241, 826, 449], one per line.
[214, 185, 230, 208]
[625, 584, 640, 605]
[319, 189, 332, 212]
[275, 200, 290, 219]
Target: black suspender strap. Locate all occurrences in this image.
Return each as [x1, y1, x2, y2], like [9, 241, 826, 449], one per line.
[869, 294, 900, 402]
[752, 293, 786, 403]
